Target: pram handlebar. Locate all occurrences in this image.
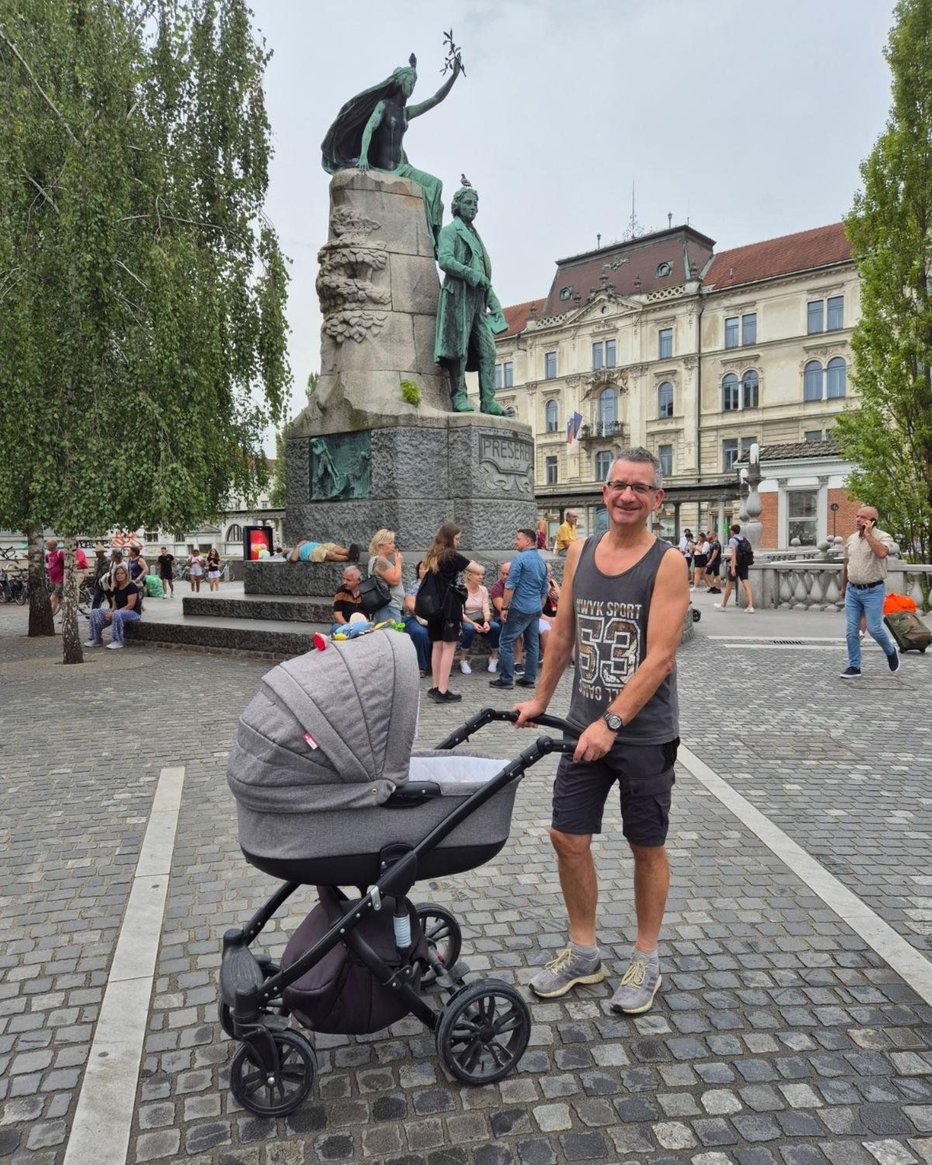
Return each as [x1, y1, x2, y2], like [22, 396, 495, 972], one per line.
[434, 707, 579, 751]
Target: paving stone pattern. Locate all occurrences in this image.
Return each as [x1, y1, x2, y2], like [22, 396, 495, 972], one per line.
[1, 605, 931, 1164]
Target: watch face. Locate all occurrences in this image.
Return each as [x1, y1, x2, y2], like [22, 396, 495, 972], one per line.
[604, 712, 623, 731]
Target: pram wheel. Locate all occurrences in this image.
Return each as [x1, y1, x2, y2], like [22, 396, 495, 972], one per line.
[229, 1029, 316, 1116]
[436, 979, 531, 1085]
[415, 903, 462, 987]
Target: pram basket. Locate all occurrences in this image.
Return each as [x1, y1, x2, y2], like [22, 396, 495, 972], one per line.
[220, 631, 578, 1117]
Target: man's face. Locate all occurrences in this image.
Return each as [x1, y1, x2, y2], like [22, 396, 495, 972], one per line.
[567, 513, 577, 526]
[499, 563, 510, 582]
[855, 508, 877, 532]
[45, 540, 55, 552]
[457, 191, 478, 222]
[603, 460, 662, 527]
[514, 531, 533, 551]
[342, 570, 360, 592]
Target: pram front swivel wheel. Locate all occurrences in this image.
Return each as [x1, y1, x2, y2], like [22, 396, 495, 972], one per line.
[229, 1029, 316, 1116]
[436, 979, 531, 1085]
[415, 903, 462, 987]
[218, 961, 283, 1040]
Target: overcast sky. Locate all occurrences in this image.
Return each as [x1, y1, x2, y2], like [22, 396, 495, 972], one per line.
[249, 0, 897, 430]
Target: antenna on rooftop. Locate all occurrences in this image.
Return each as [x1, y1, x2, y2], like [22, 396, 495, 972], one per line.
[623, 181, 644, 242]
[596, 232, 601, 248]
[668, 212, 672, 228]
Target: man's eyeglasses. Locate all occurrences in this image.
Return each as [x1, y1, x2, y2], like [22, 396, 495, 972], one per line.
[605, 480, 657, 496]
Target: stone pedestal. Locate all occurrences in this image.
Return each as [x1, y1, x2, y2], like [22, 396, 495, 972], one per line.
[279, 169, 536, 563]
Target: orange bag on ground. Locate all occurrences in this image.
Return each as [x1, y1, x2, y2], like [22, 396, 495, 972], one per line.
[883, 592, 917, 614]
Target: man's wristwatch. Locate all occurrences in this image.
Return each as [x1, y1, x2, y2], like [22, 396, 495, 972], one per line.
[602, 711, 624, 733]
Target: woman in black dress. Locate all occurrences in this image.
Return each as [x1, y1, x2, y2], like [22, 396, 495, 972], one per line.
[422, 523, 482, 703]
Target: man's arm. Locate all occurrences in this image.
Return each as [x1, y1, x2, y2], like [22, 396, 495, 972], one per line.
[571, 547, 689, 763]
[863, 524, 891, 558]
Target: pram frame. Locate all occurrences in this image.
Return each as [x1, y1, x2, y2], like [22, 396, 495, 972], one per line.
[220, 709, 578, 1111]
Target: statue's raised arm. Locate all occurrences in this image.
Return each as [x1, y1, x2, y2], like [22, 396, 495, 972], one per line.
[320, 48, 464, 254]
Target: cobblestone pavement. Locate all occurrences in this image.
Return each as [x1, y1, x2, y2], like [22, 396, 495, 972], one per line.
[1, 602, 931, 1165]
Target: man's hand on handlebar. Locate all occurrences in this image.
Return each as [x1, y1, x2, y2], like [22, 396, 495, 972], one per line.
[514, 698, 548, 728]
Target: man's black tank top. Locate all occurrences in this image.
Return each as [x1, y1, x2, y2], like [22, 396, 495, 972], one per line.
[568, 534, 679, 745]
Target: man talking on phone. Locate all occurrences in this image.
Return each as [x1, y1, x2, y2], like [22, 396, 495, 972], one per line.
[839, 505, 900, 678]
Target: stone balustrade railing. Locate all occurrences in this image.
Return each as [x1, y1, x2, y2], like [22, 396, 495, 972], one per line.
[751, 561, 932, 612]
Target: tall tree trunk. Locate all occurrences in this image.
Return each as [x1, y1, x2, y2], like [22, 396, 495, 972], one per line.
[60, 535, 84, 664]
[25, 526, 54, 637]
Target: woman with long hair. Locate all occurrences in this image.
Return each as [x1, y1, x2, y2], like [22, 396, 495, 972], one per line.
[366, 529, 404, 623]
[422, 523, 481, 702]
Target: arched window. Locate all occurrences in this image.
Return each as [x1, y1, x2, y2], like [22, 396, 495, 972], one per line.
[826, 357, 846, 399]
[803, 360, 823, 402]
[658, 381, 674, 418]
[722, 373, 739, 411]
[742, 370, 759, 409]
[226, 523, 243, 543]
[545, 399, 559, 432]
[598, 387, 617, 434]
[595, 451, 613, 482]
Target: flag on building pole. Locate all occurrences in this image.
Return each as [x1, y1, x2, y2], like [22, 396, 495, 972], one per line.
[571, 411, 583, 440]
[566, 417, 573, 444]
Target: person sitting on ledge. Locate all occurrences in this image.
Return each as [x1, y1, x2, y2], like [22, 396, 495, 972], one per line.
[331, 565, 364, 633]
[286, 540, 360, 564]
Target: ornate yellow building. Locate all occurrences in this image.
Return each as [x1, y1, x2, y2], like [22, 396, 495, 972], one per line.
[490, 222, 858, 547]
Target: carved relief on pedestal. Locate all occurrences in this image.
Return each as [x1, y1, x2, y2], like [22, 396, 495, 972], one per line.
[317, 208, 390, 344]
[478, 433, 534, 499]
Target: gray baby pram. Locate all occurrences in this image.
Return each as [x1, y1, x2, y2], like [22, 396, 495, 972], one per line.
[219, 631, 577, 1118]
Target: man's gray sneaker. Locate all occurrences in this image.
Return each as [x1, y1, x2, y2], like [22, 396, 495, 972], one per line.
[529, 946, 604, 998]
[610, 952, 661, 1014]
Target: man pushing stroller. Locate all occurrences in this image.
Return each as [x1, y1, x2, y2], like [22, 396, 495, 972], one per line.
[515, 448, 689, 1015]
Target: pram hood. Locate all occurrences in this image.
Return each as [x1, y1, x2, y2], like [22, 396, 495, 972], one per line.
[228, 632, 419, 815]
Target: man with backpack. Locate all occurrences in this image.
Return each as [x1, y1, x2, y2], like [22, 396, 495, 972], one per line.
[714, 523, 755, 612]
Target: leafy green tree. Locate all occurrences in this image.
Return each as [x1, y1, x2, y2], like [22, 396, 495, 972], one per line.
[0, 0, 290, 660]
[838, 0, 932, 566]
[269, 371, 318, 510]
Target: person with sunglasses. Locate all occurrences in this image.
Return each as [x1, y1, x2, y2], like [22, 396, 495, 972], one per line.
[515, 447, 689, 1015]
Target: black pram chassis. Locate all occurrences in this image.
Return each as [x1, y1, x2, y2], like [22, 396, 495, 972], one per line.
[219, 710, 577, 1117]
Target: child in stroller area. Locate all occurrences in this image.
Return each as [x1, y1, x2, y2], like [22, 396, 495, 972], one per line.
[220, 630, 578, 1117]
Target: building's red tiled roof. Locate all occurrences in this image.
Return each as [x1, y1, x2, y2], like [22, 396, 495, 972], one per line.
[501, 298, 546, 339]
[758, 439, 840, 462]
[704, 223, 851, 290]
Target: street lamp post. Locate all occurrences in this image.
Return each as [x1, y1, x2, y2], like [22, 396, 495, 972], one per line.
[743, 443, 763, 551]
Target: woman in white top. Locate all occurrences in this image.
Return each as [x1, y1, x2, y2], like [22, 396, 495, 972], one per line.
[188, 550, 204, 593]
[457, 564, 501, 674]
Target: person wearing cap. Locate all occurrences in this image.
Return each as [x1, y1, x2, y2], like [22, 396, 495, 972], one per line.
[554, 510, 579, 557]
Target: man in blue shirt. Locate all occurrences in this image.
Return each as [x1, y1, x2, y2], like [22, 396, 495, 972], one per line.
[490, 528, 549, 690]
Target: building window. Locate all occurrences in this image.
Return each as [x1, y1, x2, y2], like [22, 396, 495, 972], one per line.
[742, 313, 757, 345]
[657, 261, 673, 278]
[545, 399, 559, 433]
[545, 456, 558, 485]
[807, 296, 844, 335]
[144, 530, 159, 545]
[598, 387, 617, 433]
[545, 351, 557, 379]
[559, 286, 573, 301]
[804, 429, 823, 442]
[658, 381, 674, 418]
[788, 489, 818, 545]
[803, 360, 823, 401]
[495, 361, 513, 389]
[804, 358, 846, 401]
[722, 373, 740, 411]
[725, 317, 739, 349]
[595, 450, 613, 481]
[807, 300, 824, 334]
[826, 357, 847, 398]
[592, 339, 617, 370]
[592, 342, 603, 370]
[723, 438, 739, 471]
[740, 436, 758, 457]
[226, 524, 243, 543]
[658, 444, 672, 477]
[741, 369, 759, 409]
[658, 328, 673, 360]
[606, 339, 616, 367]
